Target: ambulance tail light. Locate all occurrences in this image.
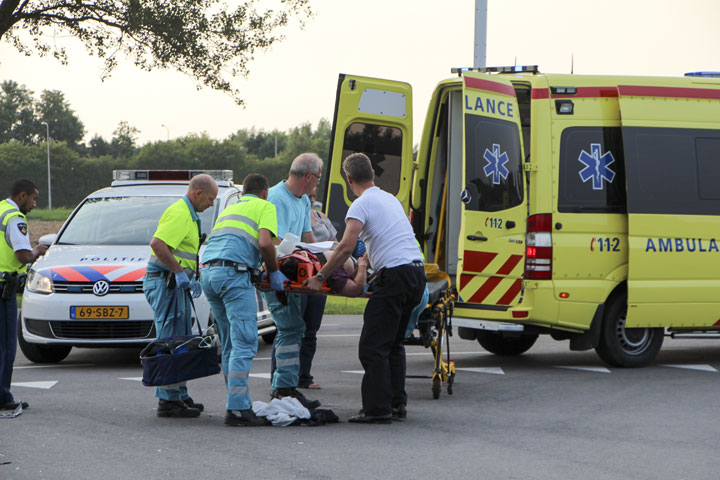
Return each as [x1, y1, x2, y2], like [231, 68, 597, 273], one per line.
[525, 214, 552, 280]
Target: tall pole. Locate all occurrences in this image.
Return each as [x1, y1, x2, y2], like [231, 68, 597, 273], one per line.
[41, 121, 52, 211]
[161, 124, 169, 141]
[474, 0, 488, 68]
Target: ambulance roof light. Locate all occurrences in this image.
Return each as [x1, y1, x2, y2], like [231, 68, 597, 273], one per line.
[112, 169, 233, 182]
[684, 71, 720, 78]
[451, 65, 539, 76]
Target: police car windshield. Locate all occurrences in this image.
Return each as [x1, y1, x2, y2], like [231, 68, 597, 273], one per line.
[57, 196, 215, 245]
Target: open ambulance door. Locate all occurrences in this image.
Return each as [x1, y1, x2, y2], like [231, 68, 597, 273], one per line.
[455, 73, 527, 313]
[619, 83, 720, 328]
[324, 74, 413, 238]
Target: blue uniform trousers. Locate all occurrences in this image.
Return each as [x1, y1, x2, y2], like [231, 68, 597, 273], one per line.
[0, 295, 18, 405]
[143, 275, 192, 402]
[262, 291, 304, 389]
[201, 266, 257, 411]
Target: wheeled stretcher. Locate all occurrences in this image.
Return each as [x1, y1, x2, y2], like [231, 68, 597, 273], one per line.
[257, 252, 457, 399]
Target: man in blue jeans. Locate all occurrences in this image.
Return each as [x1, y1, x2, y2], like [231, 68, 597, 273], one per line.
[1, 180, 47, 412]
[201, 173, 287, 427]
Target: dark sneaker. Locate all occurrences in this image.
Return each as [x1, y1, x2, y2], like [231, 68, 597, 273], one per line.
[348, 412, 392, 424]
[157, 399, 200, 418]
[0, 401, 29, 410]
[183, 397, 204, 412]
[392, 404, 407, 420]
[225, 409, 269, 427]
[270, 387, 321, 410]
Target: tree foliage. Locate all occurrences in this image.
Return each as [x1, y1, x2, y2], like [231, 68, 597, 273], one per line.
[0, 0, 311, 103]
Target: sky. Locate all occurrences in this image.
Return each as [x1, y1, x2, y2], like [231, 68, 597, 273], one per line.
[2, 0, 720, 146]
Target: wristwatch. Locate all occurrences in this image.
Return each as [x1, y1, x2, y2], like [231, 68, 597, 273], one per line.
[316, 272, 326, 281]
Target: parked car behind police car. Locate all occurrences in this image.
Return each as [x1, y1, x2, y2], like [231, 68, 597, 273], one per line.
[19, 170, 276, 363]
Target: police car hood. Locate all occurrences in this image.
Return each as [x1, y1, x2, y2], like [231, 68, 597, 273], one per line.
[32, 245, 150, 283]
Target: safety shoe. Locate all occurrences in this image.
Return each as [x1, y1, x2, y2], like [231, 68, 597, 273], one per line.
[348, 412, 392, 424]
[0, 401, 29, 410]
[183, 397, 204, 412]
[157, 399, 201, 418]
[270, 387, 321, 410]
[225, 409, 269, 427]
[392, 404, 407, 421]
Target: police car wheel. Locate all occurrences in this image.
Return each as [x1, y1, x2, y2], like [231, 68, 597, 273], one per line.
[261, 331, 277, 345]
[596, 292, 664, 368]
[476, 331, 538, 356]
[17, 317, 72, 364]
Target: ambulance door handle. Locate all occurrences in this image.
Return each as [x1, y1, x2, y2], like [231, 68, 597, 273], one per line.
[506, 221, 516, 229]
[467, 235, 488, 242]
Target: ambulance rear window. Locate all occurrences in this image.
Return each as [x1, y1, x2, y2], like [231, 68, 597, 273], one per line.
[341, 122, 403, 195]
[464, 115, 524, 212]
[558, 127, 627, 213]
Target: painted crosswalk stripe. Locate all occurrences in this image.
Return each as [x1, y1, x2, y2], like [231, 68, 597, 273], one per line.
[556, 366, 610, 373]
[661, 364, 718, 372]
[455, 367, 505, 375]
[11, 381, 58, 389]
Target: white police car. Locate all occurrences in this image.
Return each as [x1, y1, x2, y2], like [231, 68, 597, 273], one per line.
[19, 170, 275, 363]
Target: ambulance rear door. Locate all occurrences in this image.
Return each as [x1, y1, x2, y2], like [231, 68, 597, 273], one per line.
[619, 80, 720, 328]
[324, 74, 413, 238]
[457, 73, 527, 310]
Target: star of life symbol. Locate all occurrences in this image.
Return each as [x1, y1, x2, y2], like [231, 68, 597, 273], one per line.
[483, 144, 510, 185]
[578, 143, 616, 190]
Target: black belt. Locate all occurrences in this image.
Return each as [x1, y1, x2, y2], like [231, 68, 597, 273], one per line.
[146, 272, 165, 278]
[206, 260, 248, 271]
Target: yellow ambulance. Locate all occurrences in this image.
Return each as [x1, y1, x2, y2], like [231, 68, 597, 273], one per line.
[323, 66, 720, 367]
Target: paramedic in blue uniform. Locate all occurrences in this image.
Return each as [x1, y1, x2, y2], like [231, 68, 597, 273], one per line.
[201, 173, 288, 427]
[0, 179, 47, 412]
[144, 174, 217, 418]
[305, 153, 426, 424]
[263, 152, 322, 410]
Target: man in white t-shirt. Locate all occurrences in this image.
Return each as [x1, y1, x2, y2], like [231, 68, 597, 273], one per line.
[305, 153, 426, 424]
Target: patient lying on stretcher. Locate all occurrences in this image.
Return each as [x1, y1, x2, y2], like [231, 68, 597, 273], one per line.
[279, 249, 370, 297]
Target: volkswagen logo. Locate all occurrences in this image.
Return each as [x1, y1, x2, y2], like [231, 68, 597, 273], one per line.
[92, 280, 110, 297]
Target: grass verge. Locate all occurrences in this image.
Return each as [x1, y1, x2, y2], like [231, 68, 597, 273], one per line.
[323, 295, 367, 315]
[26, 208, 73, 221]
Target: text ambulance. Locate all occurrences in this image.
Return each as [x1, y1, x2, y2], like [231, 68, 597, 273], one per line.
[323, 67, 720, 367]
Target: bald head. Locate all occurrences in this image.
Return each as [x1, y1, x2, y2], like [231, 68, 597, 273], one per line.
[187, 174, 218, 213]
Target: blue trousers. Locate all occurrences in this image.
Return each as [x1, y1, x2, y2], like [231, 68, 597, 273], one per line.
[143, 275, 192, 401]
[262, 291, 304, 389]
[0, 294, 18, 405]
[201, 266, 257, 411]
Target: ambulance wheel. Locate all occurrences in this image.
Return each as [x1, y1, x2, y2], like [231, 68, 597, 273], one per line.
[595, 293, 664, 368]
[261, 331, 277, 345]
[476, 332, 538, 356]
[17, 318, 72, 363]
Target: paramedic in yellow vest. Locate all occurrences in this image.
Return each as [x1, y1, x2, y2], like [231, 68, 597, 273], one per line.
[143, 174, 217, 418]
[1, 179, 47, 412]
[201, 173, 288, 427]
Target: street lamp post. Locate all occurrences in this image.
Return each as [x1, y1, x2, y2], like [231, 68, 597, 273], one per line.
[40, 121, 52, 211]
[161, 124, 169, 141]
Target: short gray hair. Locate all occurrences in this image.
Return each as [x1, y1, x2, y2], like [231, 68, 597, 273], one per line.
[289, 153, 323, 177]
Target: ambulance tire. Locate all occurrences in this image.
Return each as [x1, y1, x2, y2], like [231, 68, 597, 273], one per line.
[476, 332, 538, 356]
[596, 293, 664, 368]
[17, 318, 72, 363]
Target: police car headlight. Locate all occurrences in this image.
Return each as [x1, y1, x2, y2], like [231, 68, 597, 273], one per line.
[26, 270, 53, 294]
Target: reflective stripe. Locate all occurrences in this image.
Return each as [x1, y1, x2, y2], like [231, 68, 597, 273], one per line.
[228, 385, 249, 395]
[216, 213, 259, 232]
[276, 344, 299, 354]
[209, 227, 259, 250]
[276, 357, 300, 367]
[228, 370, 249, 380]
[173, 249, 196, 261]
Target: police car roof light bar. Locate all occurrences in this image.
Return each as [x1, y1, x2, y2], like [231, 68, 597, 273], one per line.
[451, 65, 539, 76]
[684, 71, 720, 78]
[112, 169, 233, 182]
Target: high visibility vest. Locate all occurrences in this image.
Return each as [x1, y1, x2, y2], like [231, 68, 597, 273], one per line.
[209, 195, 270, 253]
[0, 200, 26, 274]
[149, 198, 200, 271]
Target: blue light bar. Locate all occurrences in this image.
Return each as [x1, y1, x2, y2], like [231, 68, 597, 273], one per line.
[684, 71, 720, 78]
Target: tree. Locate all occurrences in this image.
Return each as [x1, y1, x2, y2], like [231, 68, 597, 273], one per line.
[0, 0, 311, 104]
[111, 121, 139, 158]
[36, 89, 85, 146]
[0, 80, 38, 143]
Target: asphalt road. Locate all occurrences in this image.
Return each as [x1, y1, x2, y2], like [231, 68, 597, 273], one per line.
[2, 315, 718, 480]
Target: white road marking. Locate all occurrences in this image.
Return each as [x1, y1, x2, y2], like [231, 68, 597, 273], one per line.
[456, 367, 505, 375]
[118, 377, 144, 382]
[661, 364, 718, 372]
[556, 366, 611, 373]
[405, 351, 488, 357]
[249, 373, 271, 379]
[341, 370, 365, 375]
[11, 381, 58, 389]
[317, 334, 360, 337]
[15, 364, 95, 369]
